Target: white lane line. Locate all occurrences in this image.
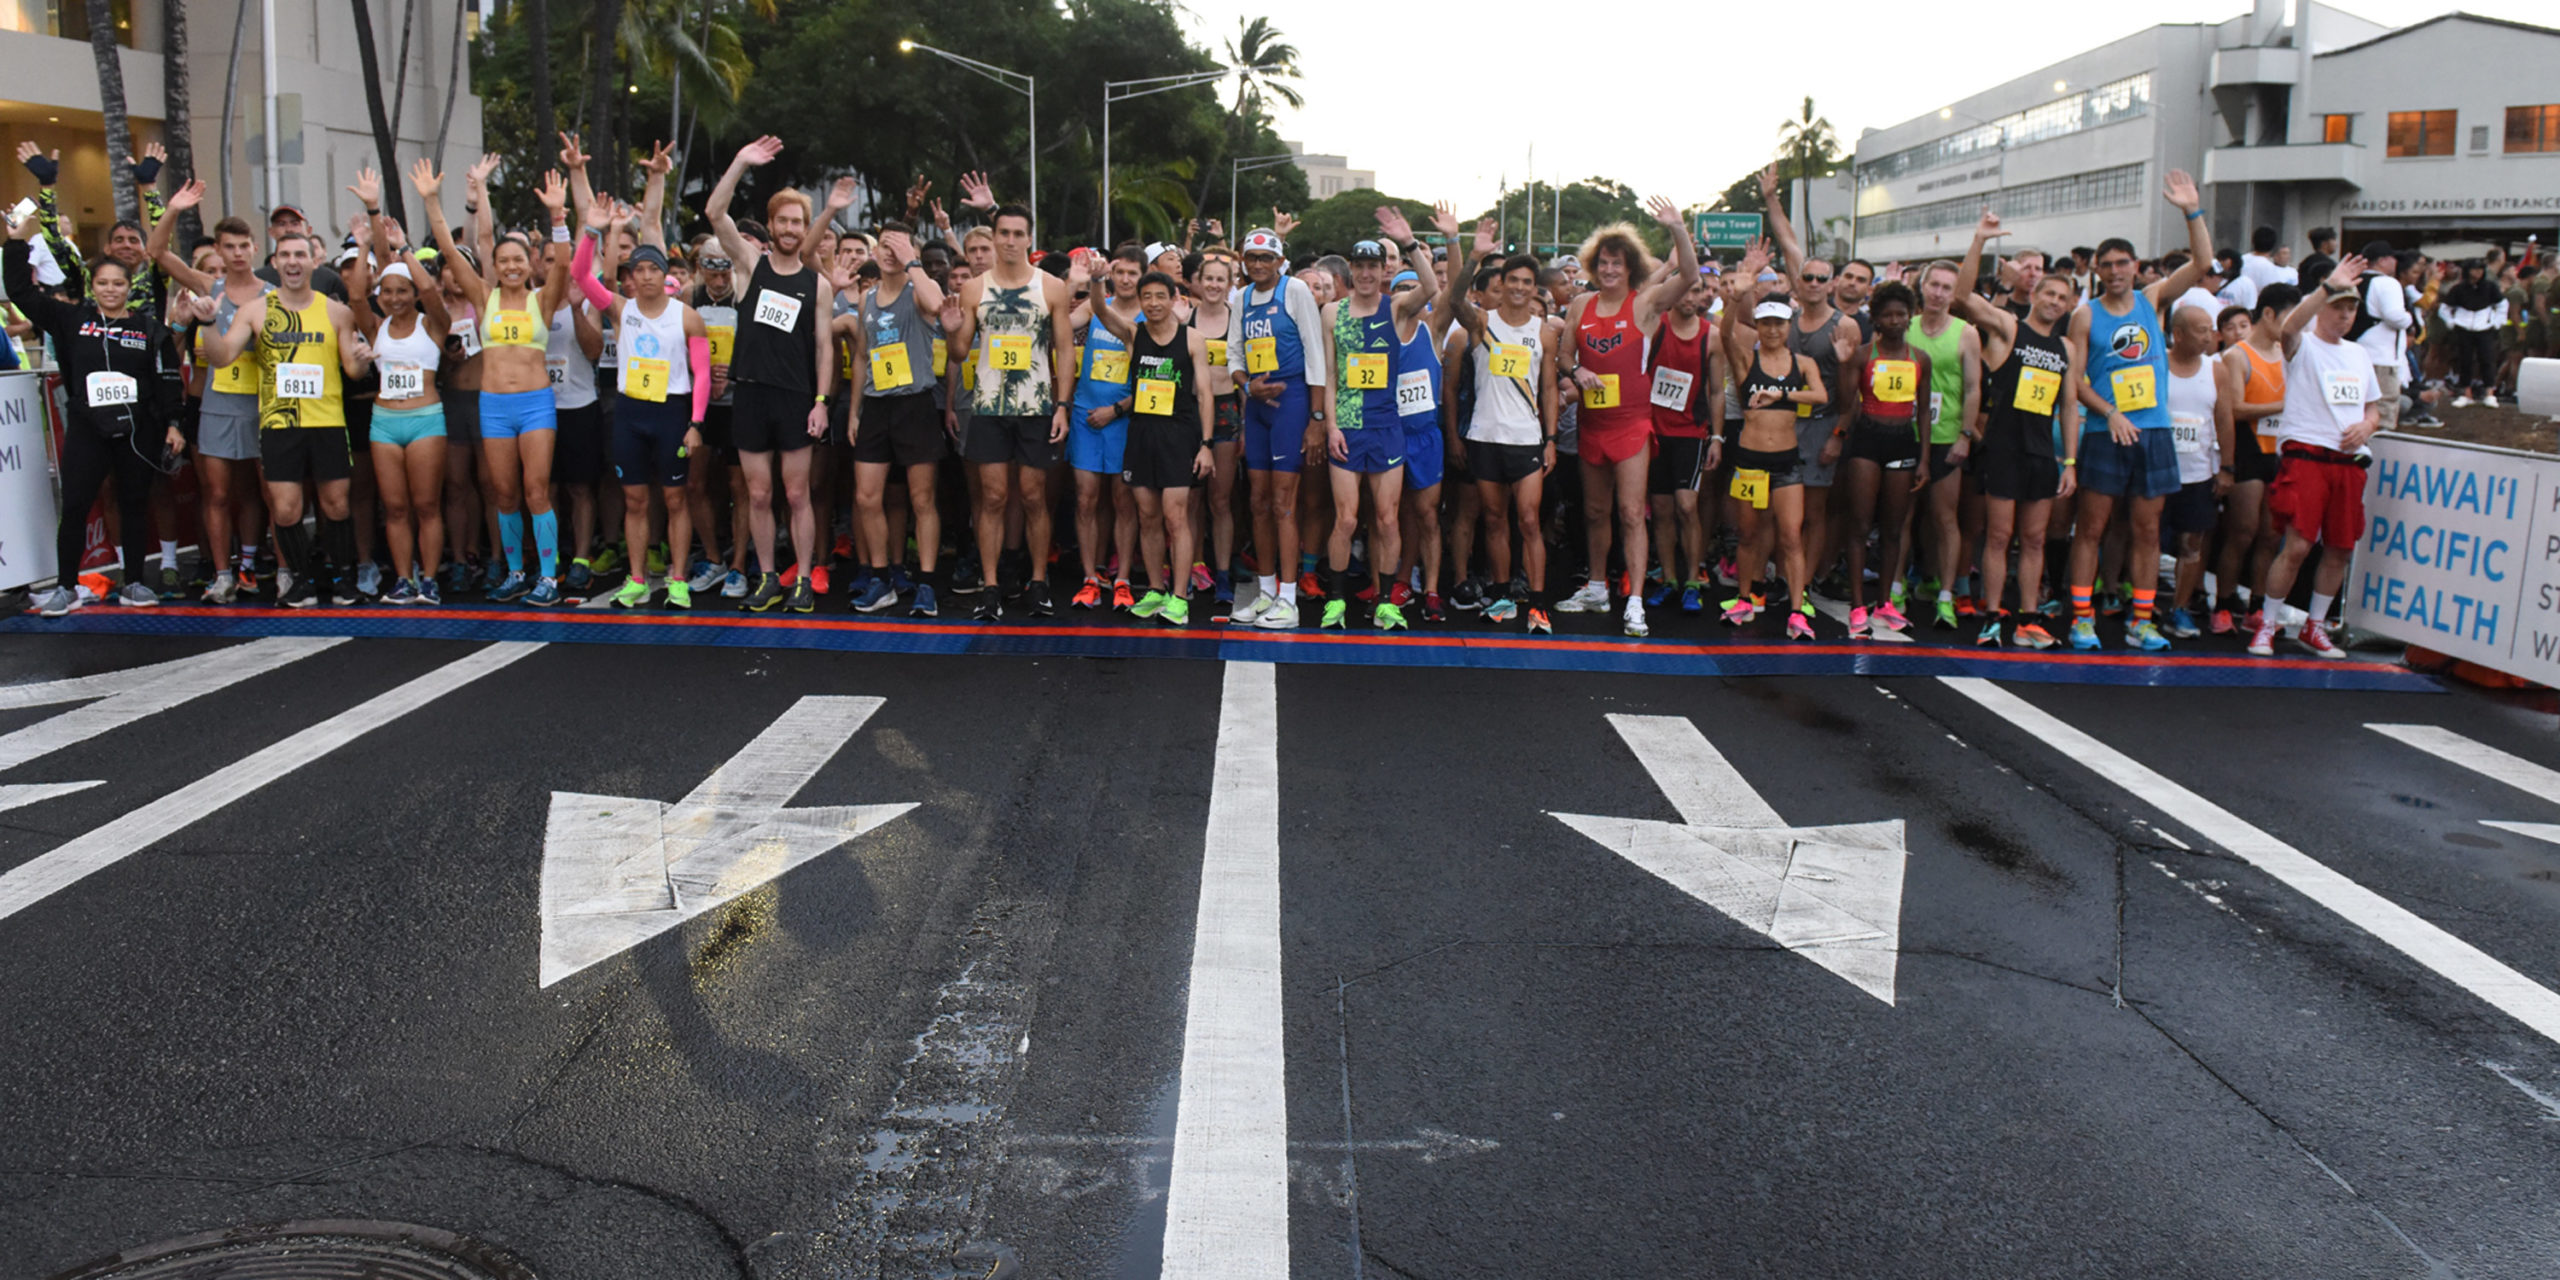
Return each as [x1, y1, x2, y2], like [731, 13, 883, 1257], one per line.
[2484, 822, 2560, 850]
[1162, 661, 1288, 1280]
[0, 637, 345, 772]
[2368, 724, 2560, 808]
[1943, 676, 2560, 1048]
[0, 781, 105, 816]
[1609, 714, 1784, 828]
[0, 642, 543, 925]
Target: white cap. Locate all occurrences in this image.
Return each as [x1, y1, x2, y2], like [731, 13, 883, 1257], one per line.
[1144, 241, 1178, 264]
[1241, 228, 1284, 257]
[1752, 299, 1794, 322]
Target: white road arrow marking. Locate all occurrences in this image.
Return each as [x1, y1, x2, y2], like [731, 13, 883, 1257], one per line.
[0, 781, 105, 816]
[0, 637, 343, 776]
[2368, 725, 2560, 854]
[538, 695, 916, 988]
[1551, 714, 1909, 1005]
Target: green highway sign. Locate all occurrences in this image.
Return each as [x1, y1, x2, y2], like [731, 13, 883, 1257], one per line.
[1695, 211, 1763, 251]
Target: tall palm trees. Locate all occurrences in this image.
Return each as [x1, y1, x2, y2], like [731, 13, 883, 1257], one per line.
[81, 0, 138, 222]
[162, 0, 197, 243]
[1194, 16, 1300, 223]
[1776, 96, 1841, 184]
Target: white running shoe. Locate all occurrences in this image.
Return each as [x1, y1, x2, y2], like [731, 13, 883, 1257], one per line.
[1255, 597, 1299, 630]
[1556, 580, 1610, 612]
[1623, 596, 1649, 637]
[1234, 592, 1275, 624]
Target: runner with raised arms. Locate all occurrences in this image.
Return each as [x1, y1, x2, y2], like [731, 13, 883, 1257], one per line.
[343, 169, 454, 605]
[1951, 209, 2081, 649]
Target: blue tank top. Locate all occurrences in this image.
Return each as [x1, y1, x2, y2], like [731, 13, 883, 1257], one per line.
[1396, 319, 1442, 426]
[1239, 280, 1304, 385]
[2081, 290, 2170, 432]
[1332, 298, 1400, 431]
[1072, 311, 1132, 418]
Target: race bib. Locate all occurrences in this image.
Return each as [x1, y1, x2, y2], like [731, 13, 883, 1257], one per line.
[1730, 467, 1770, 510]
[85, 370, 138, 406]
[706, 325, 735, 366]
[1206, 338, 1229, 367]
[2255, 417, 2281, 454]
[2323, 371, 2364, 407]
[489, 310, 536, 347]
[1929, 391, 1945, 428]
[1134, 377, 1176, 416]
[931, 337, 949, 377]
[870, 343, 913, 391]
[1396, 368, 1436, 416]
[1345, 352, 1389, 390]
[381, 361, 426, 399]
[1246, 335, 1278, 373]
[1581, 373, 1620, 410]
[597, 334, 618, 368]
[625, 356, 670, 403]
[990, 334, 1034, 371]
[1797, 399, 1813, 418]
[545, 356, 568, 387]
[1872, 359, 1917, 403]
[2170, 410, 2206, 453]
[1490, 342, 1532, 379]
[452, 317, 482, 359]
[753, 289, 803, 332]
[2013, 366, 2061, 416]
[2110, 364, 2158, 412]
[1649, 366, 1695, 411]
[276, 362, 325, 400]
[1090, 348, 1130, 385]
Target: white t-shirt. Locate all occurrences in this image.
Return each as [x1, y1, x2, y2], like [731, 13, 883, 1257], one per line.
[2174, 287, 2223, 323]
[2279, 332, 2380, 451]
[2239, 253, 2291, 294]
[2165, 357, 2220, 483]
[2217, 276, 2260, 313]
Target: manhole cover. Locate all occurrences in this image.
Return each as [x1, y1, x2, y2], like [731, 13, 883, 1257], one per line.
[49, 1219, 534, 1279]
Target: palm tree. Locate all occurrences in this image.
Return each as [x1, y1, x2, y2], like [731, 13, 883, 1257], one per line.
[81, 0, 138, 222]
[1194, 16, 1301, 221]
[161, 0, 198, 243]
[1095, 159, 1197, 246]
[1776, 96, 1841, 182]
[350, 0, 407, 222]
[527, 0, 552, 173]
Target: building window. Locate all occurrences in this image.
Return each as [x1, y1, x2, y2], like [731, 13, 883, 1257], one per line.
[2509, 104, 2560, 153]
[2321, 114, 2352, 144]
[2385, 110, 2457, 157]
[1859, 162, 2146, 239]
[1856, 73, 2153, 188]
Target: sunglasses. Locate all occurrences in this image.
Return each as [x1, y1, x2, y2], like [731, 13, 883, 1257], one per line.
[1800, 273, 1832, 283]
[1352, 240, 1385, 258]
[699, 257, 731, 270]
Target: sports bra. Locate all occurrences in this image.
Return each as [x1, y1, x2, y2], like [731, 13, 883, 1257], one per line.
[482, 288, 545, 351]
[1739, 348, 1806, 407]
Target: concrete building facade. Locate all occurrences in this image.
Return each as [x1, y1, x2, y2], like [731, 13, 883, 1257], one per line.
[1285, 139, 1373, 202]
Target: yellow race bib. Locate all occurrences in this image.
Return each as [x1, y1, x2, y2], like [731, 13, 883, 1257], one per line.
[931, 337, 948, 377]
[1206, 338, 1229, 366]
[1581, 373, 1620, 410]
[1246, 335, 1278, 374]
[1490, 343, 1532, 379]
[869, 343, 913, 391]
[2110, 364, 2158, 412]
[1090, 348, 1129, 385]
[1134, 378, 1176, 416]
[1873, 359, 1917, 403]
[1730, 468, 1770, 510]
[990, 334, 1033, 371]
[2014, 366, 2061, 416]
[490, 310, 536, 346]
[625, 356, 670, 403]
[706, 325, 735, 367]
[1346, 352, 1389, 390]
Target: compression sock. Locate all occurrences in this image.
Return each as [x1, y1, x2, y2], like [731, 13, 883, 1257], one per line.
[275, 524, 314, 582]
[321, 518, 356, 582]
[2071, 584, 2095, 620]
[499, 511, 527, 574]
[533, 510, 560, 579]
[2131, 587, 2156, 625]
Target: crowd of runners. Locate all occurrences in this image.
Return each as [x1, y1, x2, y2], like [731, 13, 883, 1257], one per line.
[11, 136, 2554, 659]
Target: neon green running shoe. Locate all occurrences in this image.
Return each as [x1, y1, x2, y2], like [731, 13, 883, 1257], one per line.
[1321, 599, 1348, 629]
[1130, 589, 1168, 619]
[1374, 601, 1408, 630]
[1160, 595, 1190, 626]
[590, 544, 625, 577]
[1932, 597, 1958, 630]
[646, 543, 670, 577]
[609, 577, 651, 608]
[664, 580, 692, 610]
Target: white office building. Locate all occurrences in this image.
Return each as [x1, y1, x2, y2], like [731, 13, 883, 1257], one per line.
[1285, 139, 1374, 202]
[1850, 3, 2560, 265]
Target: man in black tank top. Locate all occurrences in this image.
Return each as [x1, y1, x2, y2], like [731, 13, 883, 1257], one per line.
[707, 136, 846, 614]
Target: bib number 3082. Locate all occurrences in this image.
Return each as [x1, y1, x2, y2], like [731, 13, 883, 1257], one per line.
[753, 289, 803, 332]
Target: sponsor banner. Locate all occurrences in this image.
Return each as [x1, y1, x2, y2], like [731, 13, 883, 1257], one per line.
[2350, 432, 2560, 686]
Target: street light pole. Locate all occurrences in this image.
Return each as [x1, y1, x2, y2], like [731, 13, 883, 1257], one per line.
[1231, 152, 1294, 239]
[901, 40, 1038, 240]
[1103, 68, 1230, 247]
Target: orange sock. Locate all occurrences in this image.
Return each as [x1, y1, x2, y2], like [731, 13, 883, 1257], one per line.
[2071, 585, 2094, 619]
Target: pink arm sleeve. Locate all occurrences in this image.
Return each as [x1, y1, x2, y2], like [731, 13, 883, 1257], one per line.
[689, 333, 711, 423]
[569, 232, 616, 312]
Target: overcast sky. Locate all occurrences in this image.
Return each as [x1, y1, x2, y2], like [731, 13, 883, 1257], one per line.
[1170, 0, 2547, 212]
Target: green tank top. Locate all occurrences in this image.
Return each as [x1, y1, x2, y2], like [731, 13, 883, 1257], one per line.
[1906, 314, 1969, 445]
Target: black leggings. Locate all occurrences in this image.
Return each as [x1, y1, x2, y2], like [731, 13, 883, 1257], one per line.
[57, 426, 159, 585]
[2449, 328, 2497, 393]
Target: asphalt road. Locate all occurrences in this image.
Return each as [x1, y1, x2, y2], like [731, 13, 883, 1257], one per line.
[2, 626, 2558, 1279]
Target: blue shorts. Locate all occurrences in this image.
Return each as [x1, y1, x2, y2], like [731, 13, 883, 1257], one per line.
[480, 387, 556, 441]
[1339, 424, 1403, 475]
[1243, 377, 1309, 473]
[612, 392, 691, 490]
[1402, 415, 1443, 491]
[1067, 412, 1128, 474]
[371, 402, 446, 448]
[2078, 427, 2181, 500]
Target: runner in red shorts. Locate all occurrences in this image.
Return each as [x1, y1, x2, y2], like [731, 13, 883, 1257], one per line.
[2252, 254, 2381, 659]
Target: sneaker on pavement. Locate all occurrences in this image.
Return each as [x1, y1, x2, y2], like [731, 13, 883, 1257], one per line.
[723, 569, 749, 599]
[1234, 592, 1274, 625]
[2210, 608, 2235, 635]
[35, 586, 80, 617]
[1681, 581, 1706, 614]
[852, 578, 898, 613]
[1623, 597, 1649, 637]
[1847, 605, 1871, 639]
[789, 581, 818, 613]
[1071, 577, 1104, 609]
[1976, 616, 2004, 647]
[2129, 620, 2170, 652]
[1451, 577, 1486, 611]
[687, 561, 725, 595]
[203, 571, 239, 604]
[743, 573, 787, 613]
[665, 581, 693, 610]
[489, 570, 533, 603]
[1720, 596, 1756, 625]
[1297, 570, 1326, 600]
[1556, 580, 1610, 612]
[1256, 597, 1299, 630]
[527, 577, 564, 607]
[356, 562, 384, 597]
[1321, 599, 1348, 629]
[1025, 582, 1057, 616]
[2013, 622, 2058, 650]
[1130, 589, 1168, 620]
[1932, 597, 1958, 630]
[2164, 608, 2201, 639]
[1873, 602, 1911, 632]
[1421, 591, 1445, 623]
[1161, 595, 1191, 626]
[389, 576, 426, 606]
[610, 578, 652, 608]
[2247, 619, 2278, 656]
[1374, 601, 1408, 630]
[117, 582, 160, 607]
[419, 577, 443, 606]
[2068, 617, 2101, 650]
[1526, 606, 1553, 634]
[562, 560, 592, 594]
[1112, 580, 1137, 611]
[972, 592, 1003, 621]
[2297, 619, 2346, 659]
[909, 583, 939, 617]
[1786, 608, 1816, 641]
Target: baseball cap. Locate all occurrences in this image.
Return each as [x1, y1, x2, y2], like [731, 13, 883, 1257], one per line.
[1752, 300, 1794, 322]
[1241, 228, 1284, 257]
[1143, 241, 1178, 264]
[268, 203, 307, 225]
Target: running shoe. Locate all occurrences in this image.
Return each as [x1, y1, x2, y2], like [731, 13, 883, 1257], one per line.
[789, 580, 818, 614]
[158, 564, 181, 596]
[2163, 608, 2201, 639]
[272, 567, 295, 604]
[1072, 577, 1105, 609]
[972, 593, 1003, 622]
[1975, 616, 2004, 647]
[1321, 599, 1348, 629]
[1374, 602, 1408, 631]
[1112, 580, 1137, 611]
[591, 545, 625, 577]
[2247, 618, 2277, 656]
[1955, 594, 1979, 618]
[1484, 597, 1518, 624]
[1256, 597, 1299, 630]
[2297, 619, 2346, 659]
[2208, 608, 2234, 636]
[1786, 608, 1816, 641]
[2484, 392, 2500, 409]
[2068, 617, 2102, 650]
[1297, 570, 1326, 600]
[852, 578, 897, 613]
[2012, 622, 2057, 650]
[1847, 605, 1871, 639]
[1190, 562, 1215, 594]
[1623, 597, 1649, 638]
[1931, 597, 1958, 630]
[1131, 589, 1168, 620]
[203, 571, 239, 604]
[723, 569, 749, 599]
[886, 564, 912, 596]
[527, 577, 564, 607]
[489, 570, 532, 603]
[1421, 592, 1445, 624]
[34, 586, 79, 617]
[1526, 607, 1553, 634]
[743, 573, 787, 613]
[418, 577, 443, 607]
[1715, 555, 1738, 586]
[1162, 595, 1191, 626]
[1643, 576, 1673, 608]
[1234, 592, 1274, 625]
[281, 576, 320, 609]
[909, 583, 938, 618]
[330, 575, 360, 606]
[665, 581, 693, 610]
[563, 559, 592, 594]
[1451, 577, 1486, 611]
[779, 563, 799, 588]
[610, 577, 652, 608]
[1508, 576, 1530, 605]
[1213, 574, 1236, 608]
[1873, 602, 1911, 633]
[687, 560, 725, 595]
[236, 562, 261, 596]
[118, 582, 161, 607]
[1025, 582, 1057, 616]
[645, 543, 669, 577]
[356, 562, 384, 598]
[951, 556, 983, 595]
[812, 565, 832, 596]
[1681, 581, 1706, 614]
[1556, 580, 1610, 612]
[1720, 595, 1757, 625]
[384, 577, 421, 607]
[1388, 581, 1413, 608]
[2128, 620, 2170, 652]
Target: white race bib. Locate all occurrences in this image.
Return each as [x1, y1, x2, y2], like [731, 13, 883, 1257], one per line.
[753, 289, 803, 332]
[2323, 370, 2365, 407]
[1395, 368, 1435, 416]
[85, 370, 138, 406]
[451, 318, 482, 359]
[2170, 410, 2207, 453]
[597, 334, 618, 368]
[277, 362, 325, 400]
[546, 356, 568, 387]
[1649, 366, 1695, 411]
[381, 361, 426, 399]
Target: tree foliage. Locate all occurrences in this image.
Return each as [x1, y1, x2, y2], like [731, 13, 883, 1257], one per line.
[1282, 189, 1433, 260]
[1472, 178, 1666, 260]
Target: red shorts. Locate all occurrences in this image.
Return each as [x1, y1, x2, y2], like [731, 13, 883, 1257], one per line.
[1577, 417, 1653, 467]
[2266, 450, 2366, 549]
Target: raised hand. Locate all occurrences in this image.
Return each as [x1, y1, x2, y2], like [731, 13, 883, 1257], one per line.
[1644, 194, 1682, 229]
[958, 170, 994, 210]
[167, 178, 206, 212]
[1272, 207, 1298, 237]
[582, 193, 612, 231]
[409, 158, 443, 200]
[2162, 168, 2200, 213]
[1737, 237, 1772, 281]
[1758, 164, 1780, 207]
[1473, 217, 1498, 259]
[467, 153, 502, 188]
[2327, 253, 2368, 292]
[1203, 216, 1223, 240]
[931, 199, 951, 230]
[1429, 201, 1459, 241]
[1065, 251, 1092, 289]
[826, 176, 858, 213]
[905, 175, 932, 215]
[535, 170, 568, 214]
[643, 139, 676, 176]
[348, 166, 383, 211]
[143, 140, 167, 163]
[558, 131, 590, 171]
[1374, 205, 1415, 245]
[736, 136, 784, 168]
[1974, 206, 2006, 240]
